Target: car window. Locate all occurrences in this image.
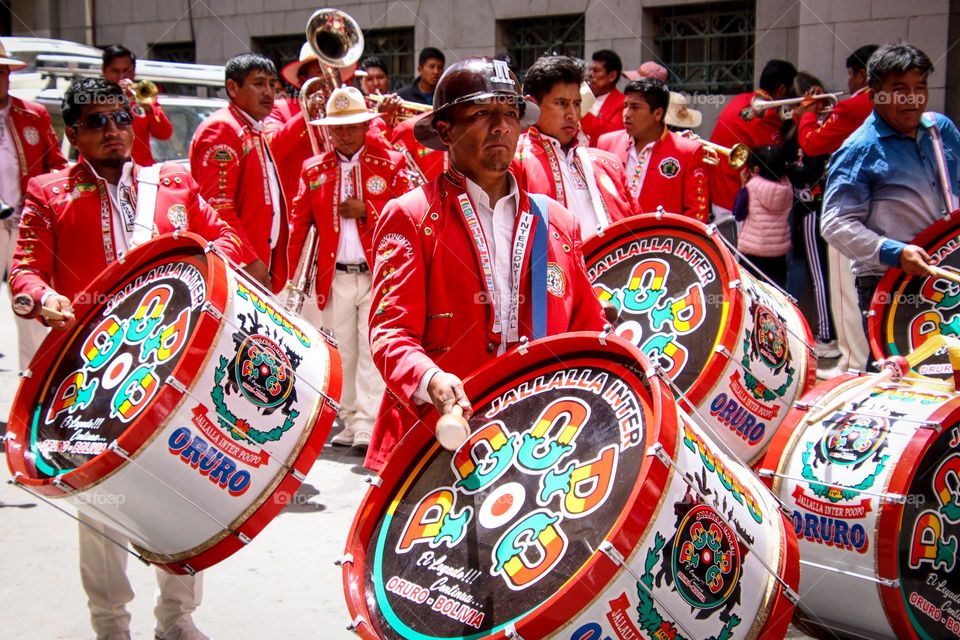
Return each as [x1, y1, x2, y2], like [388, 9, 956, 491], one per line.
[151, 102, 224, 162]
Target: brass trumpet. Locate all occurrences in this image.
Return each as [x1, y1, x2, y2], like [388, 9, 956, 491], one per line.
[120, 78, 159, 117]
[680, 131, 749, 169]
[366, 93, 432, 121]
[750, 92, 845, 120]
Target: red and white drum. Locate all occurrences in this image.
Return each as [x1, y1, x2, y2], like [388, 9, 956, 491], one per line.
[5, 233, 342, 574]
[342, 332, 798, 640]
[583, 213, 816, 465]
[759, 371, 960, 639]
[870, 212, 960, 379]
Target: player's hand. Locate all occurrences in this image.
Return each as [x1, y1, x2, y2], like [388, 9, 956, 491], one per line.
[244, 259, 271, 287]
[427, 371, 473, 420]
[43, 294, 76, 331]
[339, 198, 367, 220]
[900, 244, 935, 276]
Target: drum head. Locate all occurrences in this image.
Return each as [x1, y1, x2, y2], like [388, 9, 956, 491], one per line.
[870, 213, 960, 379]
[583, 213, 741, 403]
[7, 234, 228, 488]
[343, 333, 677, 640]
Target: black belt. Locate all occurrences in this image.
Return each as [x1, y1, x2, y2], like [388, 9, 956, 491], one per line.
[335, 262, 369, 273]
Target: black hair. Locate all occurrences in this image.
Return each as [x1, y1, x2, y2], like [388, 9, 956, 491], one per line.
[867, 43, 933, 90]
[758, 59, 797, 94]
[62, 77, 129, 127]
[419, 47, 445, 67]
[846, 45, 879, 74]
[791, 71, 826, 97]
[748, 145, 787, 181]
[592, 49, 623, 83]
[102, 44, 135, 69]
[623, 78, 670, 118]
[360, 55, 387, 74]
[523, 55, 584, 102]
[224, 53, 276, 88]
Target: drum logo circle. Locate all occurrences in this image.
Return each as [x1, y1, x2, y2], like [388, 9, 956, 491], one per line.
[234, 334, 293, 408]
[751, 305, 788, 369]
[819, 414, 887, 467]
[671, 504, 741, 610]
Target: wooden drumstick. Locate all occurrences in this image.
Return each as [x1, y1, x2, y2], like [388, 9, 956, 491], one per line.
[39, 306, 66, 321]
[436, 404, 470, 451]
[928, 265, 960, 286]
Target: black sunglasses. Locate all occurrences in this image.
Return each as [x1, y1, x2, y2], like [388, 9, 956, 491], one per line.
[75, 110, 134, 131]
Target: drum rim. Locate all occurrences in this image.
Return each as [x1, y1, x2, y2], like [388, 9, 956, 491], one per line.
[5, 233, 228, 494]
[869, 211, 960, 375]
[340, 331, 679, 640]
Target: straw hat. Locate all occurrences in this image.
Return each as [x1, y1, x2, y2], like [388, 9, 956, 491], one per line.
[0, 40, 26, 71]
[281, 42, 361, 88]
[624, 61, 668, 82]
[665, 91, 702, 129]
[310, 86, 378, 126]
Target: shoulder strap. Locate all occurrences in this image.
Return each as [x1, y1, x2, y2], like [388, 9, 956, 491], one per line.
[131, 164, 162, 249]
[527, 194, 549, 340]
[921, 112, 956, 216]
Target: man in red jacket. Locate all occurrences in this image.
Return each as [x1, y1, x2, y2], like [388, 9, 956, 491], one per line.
[101, 45, 173, 167]
[598, 78, 710, 221]
[580, 49, 625, 146]
[365, 57, 606, 471]
[513, 55, 633, 238]
[0, 42, 68, 368]
[709, 59, 796, 213]
[287, 86, 413, 449]
[11, 77, 240, 640]
[189, 53, 286, 292]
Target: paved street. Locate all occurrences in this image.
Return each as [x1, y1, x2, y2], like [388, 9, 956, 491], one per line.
[0, 298, 814, 640]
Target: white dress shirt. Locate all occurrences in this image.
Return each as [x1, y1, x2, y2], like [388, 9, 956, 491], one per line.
[589, 91, 609, 117]
[540, 132, 600, 236]
[237, 108, 282, 248]
[88, 160, 137, 255]
[335, 148, 367, 265]
[0, 103, 21, 210]
[626, 137, 657, 200]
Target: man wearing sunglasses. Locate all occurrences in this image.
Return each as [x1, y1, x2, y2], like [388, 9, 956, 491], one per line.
[9, 77, 244, 640]
[0, 41, 68, 369]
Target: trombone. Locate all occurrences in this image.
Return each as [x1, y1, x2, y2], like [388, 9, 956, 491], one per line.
[750, 92, 845, 120]
[679, 131, 749, 169]
[366, 93, 432, 121]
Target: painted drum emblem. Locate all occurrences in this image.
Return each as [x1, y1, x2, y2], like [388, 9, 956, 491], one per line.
[366, 176, 387, 195]
[23, 126, 40, 146]
[167, 204, 188, 229]
[547, 262, 566, 297]
[671, 504, 742, 609]
[234, 334, 293, 408]
[752, 305, 788, 368]
[819, 414, 887, 466]
[659, 157, 681, 178]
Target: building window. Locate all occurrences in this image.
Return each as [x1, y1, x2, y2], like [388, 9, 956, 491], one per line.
[499, 14, 585, 81]
[362, 27, 415, 91]
[651, 1, 755, 94]
[252, 34, 303, 89]
[148, 41, 196, 64]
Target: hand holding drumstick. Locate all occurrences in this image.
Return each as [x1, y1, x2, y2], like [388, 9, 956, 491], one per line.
[427, 371, 473, 450]
[41, 294, 76, 332]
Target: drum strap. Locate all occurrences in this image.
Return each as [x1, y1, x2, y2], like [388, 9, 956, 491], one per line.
[921, 112, 956, 216]
[528, 194, 549, 341]
[131, 164, 161, 249]
[574, 146, 610, 231]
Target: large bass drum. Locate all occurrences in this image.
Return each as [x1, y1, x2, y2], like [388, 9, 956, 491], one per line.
[583, 213, 816, 465]
[759, 370, 960, 639]
[5, 233, 342, 573]
[342, 332, 797, 640]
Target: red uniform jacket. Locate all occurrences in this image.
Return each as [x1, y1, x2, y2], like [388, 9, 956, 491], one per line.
[131, 101, 173, 166]
[287, 140, 411, 310]
[580, 88, 625, 146]
[512, 127, 634, 231]
[189, 103, 286, 291]
[597, 129, 710, 222]
[709, 90, 783, 210]
[10, 161, 244, 314]
[9, 97, 68, 200]
[365, 169, 607, 470]
[390, 115, 445, 183]
[797, 89, 873, 157]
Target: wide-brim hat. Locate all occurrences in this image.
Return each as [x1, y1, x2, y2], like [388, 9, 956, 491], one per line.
[0, 40, 26, 71]
[281, 42, 360, 88]
[665, 91, 702, 128]
[413, 57, 540, 151]
[624, 61, 669, 82]
[310, 86, 379, 126]
[580, 81, 596, 115]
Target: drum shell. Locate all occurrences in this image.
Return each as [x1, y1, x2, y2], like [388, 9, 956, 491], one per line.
[342, 333, 798, 640]
[759, 372, 960, 639]
[5, 234, 342, 573]
[583, 213, 816, 466]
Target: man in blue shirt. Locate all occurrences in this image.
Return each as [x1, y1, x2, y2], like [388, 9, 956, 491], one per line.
[822, 43, 960, 338]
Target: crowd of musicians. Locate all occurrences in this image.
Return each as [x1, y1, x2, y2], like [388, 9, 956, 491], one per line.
[0, 28, 957, 639]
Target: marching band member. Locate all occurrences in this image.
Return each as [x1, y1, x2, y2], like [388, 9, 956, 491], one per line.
[10, 77, 244, 640]
[396, 47, 445, 106]
[580, 49, 625, 146]
[709, 59, 797, 214]
[597, 78, 710, 221]
[365, 57, 606, 471]
[189, 53, 287, 292]
[359, 55, 391, 96]
[512, 55, 633, 238]
[0, 41, 67, 368]
[287, 86, 413, 449]
[101, 45, 173, 167]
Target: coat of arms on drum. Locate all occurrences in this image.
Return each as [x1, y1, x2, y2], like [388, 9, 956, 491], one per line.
[740, 299, 795, 402]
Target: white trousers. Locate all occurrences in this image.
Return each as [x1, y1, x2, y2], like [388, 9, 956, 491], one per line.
[78, 512, 203, 636]
[827, 245, 869, 371]
[301, 271, 385, 433]
[0, 221, 47, 369]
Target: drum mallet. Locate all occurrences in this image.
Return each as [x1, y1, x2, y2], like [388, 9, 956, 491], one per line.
[927, 264, 960, 286]
[39, 307, 67, 322]
[435, 405, 470, 451]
